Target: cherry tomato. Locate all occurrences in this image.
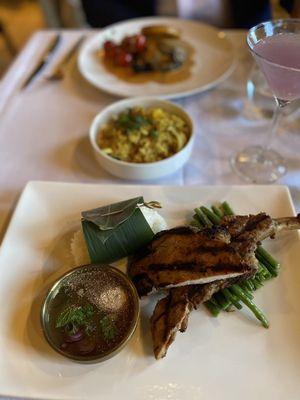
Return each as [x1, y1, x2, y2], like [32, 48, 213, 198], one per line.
[104, 40, 117, 58]
[104, 40, 115, 52]
[121, 36, 132, 50]
[115, 51, 133, 67]
[135, 34, 147, 52]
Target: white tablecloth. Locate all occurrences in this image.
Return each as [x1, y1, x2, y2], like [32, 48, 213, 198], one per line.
[1, 29, 300, 245]
[0, 28, 300, 400]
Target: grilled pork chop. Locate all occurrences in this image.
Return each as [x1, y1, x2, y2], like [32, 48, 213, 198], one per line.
[128, 213, 300, 358]
[151, 279, 239, 359]
[128, 213, 283, 296]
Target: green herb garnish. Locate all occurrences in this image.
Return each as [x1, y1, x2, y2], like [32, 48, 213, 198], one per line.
[100, 315, 116, 340]
[116, 109, 150, 133]
[56, 304, 94, 334]
[150, 129, 159, 139]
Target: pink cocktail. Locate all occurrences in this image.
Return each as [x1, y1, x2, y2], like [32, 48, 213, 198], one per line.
[253, 34, 300, 101]
[231, 20, 300, 183]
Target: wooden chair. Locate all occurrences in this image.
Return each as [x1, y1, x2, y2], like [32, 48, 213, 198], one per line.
[0, 20, 16, 56]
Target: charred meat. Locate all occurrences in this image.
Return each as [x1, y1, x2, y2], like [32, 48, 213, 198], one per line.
[151, 278, 241, 359]
[128, 212, 300, 359]
[128, 213, 300, 297]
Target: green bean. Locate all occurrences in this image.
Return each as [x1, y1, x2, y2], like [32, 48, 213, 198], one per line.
[255, 253, 278, 277]
[200, 206, 221, 225]
[192, 213, 204, 228]
[190, 220, 202, 228]
[205, 300, 221, 317]
[194, 208, 213, 227]
[212, 205, 224, 218]
[196, 200, 279, 329]
[238, 283, 254, 299]
[248, 281, 256, 292]
[256, 245, 280, 269]
[252, 278, 263, 290]
[222, 201, 235, 216]
[222, 288, 243, 310]
[214, 292, 231, 310]
[230, 285, 269, 328]
[258, 262, 272, 280]
[254, 273, 265, 284]
[243, 279, 254, 292]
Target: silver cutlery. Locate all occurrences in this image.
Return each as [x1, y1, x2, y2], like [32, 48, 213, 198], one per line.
[45, 35, 85, 81]
[22, 34, 61, 89]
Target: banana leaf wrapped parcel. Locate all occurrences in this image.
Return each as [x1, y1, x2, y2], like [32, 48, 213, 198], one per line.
[71, 197, 167, 265]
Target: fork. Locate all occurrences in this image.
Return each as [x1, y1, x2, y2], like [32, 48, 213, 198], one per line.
[45, 35, 85, 81]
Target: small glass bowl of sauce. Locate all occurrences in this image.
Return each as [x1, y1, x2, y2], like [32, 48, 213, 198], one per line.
[41, 264, 139, 363]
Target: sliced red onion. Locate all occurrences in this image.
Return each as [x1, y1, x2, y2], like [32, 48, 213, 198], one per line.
[64, 328, 84, 343]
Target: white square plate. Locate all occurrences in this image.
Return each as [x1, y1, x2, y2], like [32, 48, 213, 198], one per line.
[0, 182, 299, 400]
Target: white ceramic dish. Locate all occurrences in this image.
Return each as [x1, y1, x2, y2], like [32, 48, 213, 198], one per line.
[78, 17, 235, 99]
[89, 97, 194, 180]
[0, 181, 299, 400]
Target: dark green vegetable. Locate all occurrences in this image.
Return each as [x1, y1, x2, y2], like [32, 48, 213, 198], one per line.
[192, 213, 204, 228]
[238, 283, 254, 299]
[221, 201, 235, 216]
[214, 292, 231, 310]
[194, 208, 212, 227]
[56, 304, 94, 334]
[256, 245, 280, 270]
[190, 200, 280, 328]
[200, 206, 221, 225]
[150, 129, 159, 139]
[230, 285, 269, 328]
[116, 109, 151, 133]
[212, 205, 223, 218]
[205, 300, 221, 317]
[255, 252, 278, 277]
[246, 279, 255, 291]
[99, 315, 117, 340]
[222, 288, 243, 310]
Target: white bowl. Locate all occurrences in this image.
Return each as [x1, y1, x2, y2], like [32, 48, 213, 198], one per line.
[89, 97, 194, 180]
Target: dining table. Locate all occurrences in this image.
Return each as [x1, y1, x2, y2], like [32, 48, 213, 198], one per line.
[0, 27, 300, 400]
[1, 28, 300, 246]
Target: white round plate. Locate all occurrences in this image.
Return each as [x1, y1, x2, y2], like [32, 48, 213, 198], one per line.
[78, 17, 235, 99]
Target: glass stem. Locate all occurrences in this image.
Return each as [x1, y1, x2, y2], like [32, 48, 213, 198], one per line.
[263, 101, 282, 151]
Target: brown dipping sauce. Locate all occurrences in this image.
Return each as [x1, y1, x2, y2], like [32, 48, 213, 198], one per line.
[42, 265, 139, 362]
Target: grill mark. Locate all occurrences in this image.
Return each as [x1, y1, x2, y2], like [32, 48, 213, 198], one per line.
[196, 245, 235, 254]
[131, 273, 153, 296]
[151, 299, 188, 325]
[150, 263, 201, 272]
[149, 262, 251, 274]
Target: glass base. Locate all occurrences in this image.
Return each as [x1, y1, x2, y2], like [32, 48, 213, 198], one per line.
[230, 145, 286, 183]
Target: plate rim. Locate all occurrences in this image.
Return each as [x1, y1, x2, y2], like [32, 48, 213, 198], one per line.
[1, 180, 294, 252]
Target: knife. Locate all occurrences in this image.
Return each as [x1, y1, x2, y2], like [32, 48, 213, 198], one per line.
[46, 35, 86, 80]
[22, 34, 61, 89]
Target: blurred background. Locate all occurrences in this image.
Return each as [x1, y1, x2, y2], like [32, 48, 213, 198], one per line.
[0, 0, 295, 78]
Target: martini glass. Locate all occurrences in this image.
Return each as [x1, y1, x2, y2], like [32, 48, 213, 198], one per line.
[231, 19, 300, 183]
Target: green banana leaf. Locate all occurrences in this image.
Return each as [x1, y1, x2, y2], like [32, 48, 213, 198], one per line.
[81, 197, 154, 263]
